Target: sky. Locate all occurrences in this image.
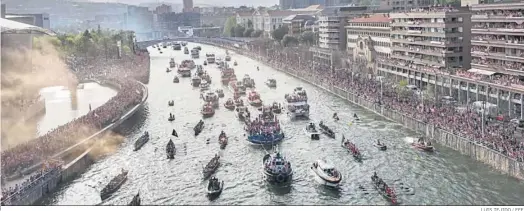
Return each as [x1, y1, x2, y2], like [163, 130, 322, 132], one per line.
[84, 0, 279, 7]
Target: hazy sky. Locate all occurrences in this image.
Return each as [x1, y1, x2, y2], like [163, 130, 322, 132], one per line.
[85, 0, 279, 7]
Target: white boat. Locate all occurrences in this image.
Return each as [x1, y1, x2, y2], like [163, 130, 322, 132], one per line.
[235, 81, 246, 95]
[192, 75, 202, 87]
[287, 101, 310, 119]
[304, 122, 320, 140]
[191, 49, 199, 59]
[311, 160, 342, 187]
[204, 91, 219, 108]
[206, 53, 216, 63]
[200, 81, 210, 91]
[225, 55, 231, 61]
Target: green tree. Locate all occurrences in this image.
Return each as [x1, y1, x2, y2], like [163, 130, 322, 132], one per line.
[244, 28, 254, 37]
[299, 31, 315, 45]
[223, 16, 237, 37]
[234, 25, 246, 37]
[252, 30, 263, 37]
[396, 80, 410, 99]
[247, 19, 253, 28]
[271, 25, 288, 41]
[281, 34, 298, 47]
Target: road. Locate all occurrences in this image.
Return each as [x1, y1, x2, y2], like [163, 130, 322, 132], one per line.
[41, 42, 524, 205]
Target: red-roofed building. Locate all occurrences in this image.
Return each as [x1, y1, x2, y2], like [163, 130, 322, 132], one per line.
[345, 14, 391, 65]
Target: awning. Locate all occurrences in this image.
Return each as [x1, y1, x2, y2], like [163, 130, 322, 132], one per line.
[467, 68, 496, 76]
[0, 18, 55, 36]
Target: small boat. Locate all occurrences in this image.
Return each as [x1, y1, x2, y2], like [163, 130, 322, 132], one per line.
[181, 41, 187, 46]
[173, 76, 179, 83]
[206, 177, 224, 199]
[203, 61, 207, 65]
[243, 75, 255, 88]
[234, 98, 244, 107]
[166, 68, 172, 73]
[168, 113, 175, 122]
[233, 61, 238, 66]
[201, 103, 215, 118]
[195, 46, 202, 50]
[373, 141, 387, 151]
[341, 136, 363, 161]
[169, 58, 176, 68]
[262, 148, 293, 185]
[235, 106, 250, 122]
[224, 98, 235, 110]
[371, 173, 399, 205]
[318, 121, 335, 139]
[333, 113, 339, 121]
[304, 122, 320, 140]
[218, 132, 228, 149]
[134, 132, 150, 151]
[128, 192, 141, 206]
[192, 75, 202, 87]
[200, 81, 210, 91]
[225, 55, 231, 61]
[196, 65, 204, 76]
[184, 47, 189, 54]
[100, 169, 128, 200]
[194, 120, 204, 136]
[168, 100, 174, 106]
[159, 51, 163, 54]
[271, 102, 282, 114]
[201, 73, 212, 84]
[247, 90, 262, 107]
[166, 139, 176, 159]
[203, 154, 220, 179]
[411, 137, 434, 152]
[311, 160, 342, 187]
[216, 89, 224, 98]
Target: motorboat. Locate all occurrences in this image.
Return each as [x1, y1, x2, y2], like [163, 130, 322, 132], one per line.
[234, 98, 244, 107]
[318, 121, 335, 139]
[200, 81, 210, 91]
[194, 120, 204, 136]
[262, 148, 293, 185]
[206, 53, 216, 63]
[201, 103, 215, 118]
[243, 74, 255, 88]
[294, 87, 307, 100]
[203, 91, 219, 108]
[411, 137, 434, 152]
[184, 47, 189, 54]
[196, 65, 204, 76]
[128, 192, 141, 206]
[202, 154, 220, 179]
[265, 79, 277, 88]
[247, 90, 262, 107]
[206, 177, 224, 199]
[233, 61, 238, 66]
[311, 160, 342, 187]
[225, 55, 231, 61]
[192, 75, 202, 87]
[178, 67, 191, 77]
[133, 132, 150, 151]
[218, 132, 228, 149]
[168, 113, 175, 122]
[371, 173, 399, 205]
[100, 169, 128, 200]
[247, 117, 284, 145]
[168, 100, 174, 106]
[201, 73, 212, 84]
[271, 102, 282, 114]
[181, 60, 196, 69]
[204, 61, 207, 65]
[195, 46, 202, 51]
[169, 58, 176, 68]
[374, 140, 387, 151]
[286, 100, 310, 119]
[181, 41, 187, 46]
[216, 89, 224, 98]
[173, 76, 180, 83]
[166, 139, 176, 159]
[224, 98, 235, 110]
[173, 42, 181, 50]
[304, 122, 320, 140]
[191, 49, 200, 59]
[341, 135, 363, 162]
[235, 81, 246, 95]
[235, 106, 250, 122]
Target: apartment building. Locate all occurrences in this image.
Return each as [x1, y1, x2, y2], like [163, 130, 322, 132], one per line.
[236, 12, 253, 28]
[317, 6, 369, 50]
[283, 14, 316, 35]
[379, 0, 433, 11]
[345, 14, 391, 69]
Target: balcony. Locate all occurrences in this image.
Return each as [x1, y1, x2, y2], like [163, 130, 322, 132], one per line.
[391, 30, 462, 38]
[319, 28, 339, 33]
[472, 14, 524, 22]
[390, 22, 463, 28]
[319, 33, 339, 38]
[320, 39, 339, 44]
[391, 46, 462, 57]
[471, 51, 524, 63]
[471, 39, 524, 50]
[472, 28, 524, 35]
[391, 54, 446, 67]
[390, 38, 463, 47]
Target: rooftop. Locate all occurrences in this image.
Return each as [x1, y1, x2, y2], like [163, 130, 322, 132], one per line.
[349, 14, 390, 23]
[236, 11, 252, 17]
[0, 18, 54, 35]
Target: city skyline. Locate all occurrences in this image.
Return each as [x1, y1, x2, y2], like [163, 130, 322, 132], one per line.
[83, 0, 279, 7]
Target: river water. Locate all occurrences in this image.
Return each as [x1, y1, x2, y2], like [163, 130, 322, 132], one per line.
[43, 43, 524, 205]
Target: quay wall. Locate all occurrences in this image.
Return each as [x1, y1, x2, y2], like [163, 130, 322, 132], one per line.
[197, 40, 524, 180]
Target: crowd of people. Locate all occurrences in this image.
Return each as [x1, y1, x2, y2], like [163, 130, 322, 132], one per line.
[246, 113, 282, 137]
[1, 52, 150, 188]
[202, 38, 524, 162]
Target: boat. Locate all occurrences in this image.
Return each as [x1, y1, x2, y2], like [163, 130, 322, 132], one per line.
[271, 102, 282, 114]
[169, 58, 176, 68]
[181, 60, 196, 69]
[218, 132, 228, 149]
[304, 122, 320, 140]
[204, 61, 207, 65]
[184, 47, 189, 54]
[318, 121, 335, 139]
[191, 49, 200, 59]
[333, 113, 340, 121]
[247, 90, 263, 107]
[286, 100, 310, 119]
[206, 53, 216, 63]
[202, 154, 220, 179]
[201, 73, 212, 84]
[166, 139, 176, 159]
[411, 137, 434, 152]
[128, 192, 141, 206]
[201, 103, 215, 118]
[206, 177, 224, 199]
[262, 148, 293, 185]
[216, 89, 224, 98]
[224, 98, 235, 110]
[178, 67, 191, 77]
[100, 169, 128, 200]
[181, 41, 187, 46]
[168, 100, 174, 106]
[293, 87, 307, 100]
[166, 68, 171, 73]
[159, 51, 163, 54]
[203, 91, 219, 108]
[243, 75, 255, 88]
[373, 140, 387, 151]
[196, 65, 204, 76]
[233, 61, 238, 66]
[247, 117, 284, 145]
[311, 160, 342, 187]
[173, 42, 181, 50]
[225, 55, 231, 61]
[234, 81, 246, 95]
[195, 46, 202, 50]
[234, 98, 244, 107]
[200, 80, 210, 91]
[191, 75, 202, 87]
[371, 173, 399, 205]
[133, 132, 150, 151]
[168, 113, 175, 122]
[173, 76, 179, 83]
[235, 106, 250, 122]
[265, 79, 277, 88]
[194, 120, 204, 136]
[220, 68, 235, 84]
[341, 136, 363, 161]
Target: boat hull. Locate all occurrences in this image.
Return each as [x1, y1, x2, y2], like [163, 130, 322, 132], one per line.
[311, 167, 342, 188]
[202, 112, 215, 118]
[374, 144, 387, 151]
[247, 133, 284, 145]
[224, 104, 235, 110]
[207, 181, 224, 198]
[263, 171, 293, 185]
[412, 143, 434, 152]
[304, 128, 320, 140]
[181, 72, 191, 77]
[100, 176, 127, 201]
[249, 99, 262, 107]
[288, 110, 310, 119]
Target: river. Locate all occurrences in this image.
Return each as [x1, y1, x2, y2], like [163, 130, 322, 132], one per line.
[42, 42, 524, 205]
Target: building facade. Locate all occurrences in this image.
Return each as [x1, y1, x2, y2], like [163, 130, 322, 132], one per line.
[183, 0, 194, 12]
[155, 4, 172, 14]
[236, 12, 253, 28]
[5, 13, 50, 29]
[283, 14, 316, 35]
[346, 14, 391, 68]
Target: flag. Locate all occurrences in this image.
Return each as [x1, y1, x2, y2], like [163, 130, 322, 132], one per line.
[172, 129, 178, 137]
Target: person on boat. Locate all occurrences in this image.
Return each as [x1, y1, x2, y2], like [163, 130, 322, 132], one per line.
[308, 123, 314, 130]
[320, 121, 324, 126]
[257, 66, 259, 71]
[333, 113, 338, 119]
[377, 140, 382, 146]
[353, 113, 359, 120]
[145, 131, 149, 136]
[220, 131, 225, 137]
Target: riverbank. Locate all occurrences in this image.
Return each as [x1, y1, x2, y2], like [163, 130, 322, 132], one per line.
[199, 40, 523, 180]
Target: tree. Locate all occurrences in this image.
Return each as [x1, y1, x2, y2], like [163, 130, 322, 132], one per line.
[223, 16, 237, 37]
[281, 35, 298, 47]
[271, 25, 288, 41]
[247, 19, 253, 28]
[234, 25, 246, 37]
[252, 30, 263, 37]
[396, 80, 410, 99]
[230, 26, 236, 37]
[299, 31, 315, 45]
[244, 28, 254, 37]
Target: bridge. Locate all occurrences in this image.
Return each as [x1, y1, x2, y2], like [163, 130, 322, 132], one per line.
[135, 37, 258, 50]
